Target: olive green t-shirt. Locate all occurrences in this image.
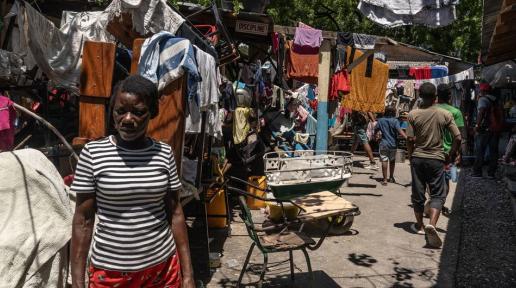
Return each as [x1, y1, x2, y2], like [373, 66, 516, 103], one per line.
[407, 105, 461, 161]
[437, 103, 464, 154]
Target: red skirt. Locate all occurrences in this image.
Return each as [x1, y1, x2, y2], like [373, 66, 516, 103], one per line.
[88, 253, 181, 288]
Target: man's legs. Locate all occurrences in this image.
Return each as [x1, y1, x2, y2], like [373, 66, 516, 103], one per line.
[363, 142, 376, 164]
[389, 159, 396, 180]
[410, 158, 426, 231]
[473, 133, 489, 176]
[425, 158, 447, 247]
[379, 147, 389, 184]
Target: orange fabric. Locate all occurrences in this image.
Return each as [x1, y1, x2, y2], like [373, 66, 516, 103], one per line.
[88, 254, 181, 288]
[286, 41, 319, 84]
[341, 46, 388, 113]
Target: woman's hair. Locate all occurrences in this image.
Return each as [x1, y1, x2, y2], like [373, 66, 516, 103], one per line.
[110, 75, 159, 119]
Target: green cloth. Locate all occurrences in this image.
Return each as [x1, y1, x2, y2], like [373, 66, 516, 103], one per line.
[437, 103, 464, 153]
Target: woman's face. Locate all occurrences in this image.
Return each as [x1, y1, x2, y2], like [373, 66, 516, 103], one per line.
[112, 92, 150, 141]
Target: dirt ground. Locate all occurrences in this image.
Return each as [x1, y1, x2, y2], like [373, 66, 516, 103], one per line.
[200, 156, 516, 287]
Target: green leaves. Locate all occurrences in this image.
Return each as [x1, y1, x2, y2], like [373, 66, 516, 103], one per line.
[267, 0, 481, 62]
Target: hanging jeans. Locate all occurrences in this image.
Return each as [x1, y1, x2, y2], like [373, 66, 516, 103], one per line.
[473, 131, 499, 176]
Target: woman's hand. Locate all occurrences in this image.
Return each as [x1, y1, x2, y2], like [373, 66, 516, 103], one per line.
[71, 194, 96, 288]
[182, 276, 196, 288]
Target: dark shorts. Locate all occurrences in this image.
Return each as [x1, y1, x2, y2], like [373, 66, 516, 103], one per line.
[410, 157, 446, 213]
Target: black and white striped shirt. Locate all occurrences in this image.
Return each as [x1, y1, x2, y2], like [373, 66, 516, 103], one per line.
[71, 136, 181, 272]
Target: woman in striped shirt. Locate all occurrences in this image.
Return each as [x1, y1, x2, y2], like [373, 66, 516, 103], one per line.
[71, 75, 194, 288]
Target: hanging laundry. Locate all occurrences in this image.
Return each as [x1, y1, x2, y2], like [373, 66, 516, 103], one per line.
[402, 80, 416, 98]
[286, 41, 318, 84]
[431, 65, 449, 78]
[138, 31, 200, 100]
[294, 27, 323, 48]
[397, 67, 410, 78]
[233, 107, 251, 145]
[296, 105, 309, 123]
[341, 46, 389, 113]
[330, 70, 350, 101]
[0, 95, 16, 151]
[185, 46, 221, 138]
[352, 33, 376, 50]
[357, 0, 457, 28]
[409, 66, 432, 80]
[272, 32, 280, 54]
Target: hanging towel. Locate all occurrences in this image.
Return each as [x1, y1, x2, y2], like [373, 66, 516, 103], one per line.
[357, 0, 457, 28]
[233, 107, 251, 144]
[431, 65, 449, 78]
[286, 41, 318, 84]
[138, 31, 201, 98]
[330, 70, 351, 101]
[294, 27, 323, 48]
[341, 46, 389, 113]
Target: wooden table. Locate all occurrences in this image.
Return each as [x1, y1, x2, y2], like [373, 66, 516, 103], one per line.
[292, 191, 356, 222]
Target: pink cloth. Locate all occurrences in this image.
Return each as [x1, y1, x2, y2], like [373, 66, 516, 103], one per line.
[0, 95, 16, 151]
[297, 105, 309, 122]
[294, 27, 323, 48]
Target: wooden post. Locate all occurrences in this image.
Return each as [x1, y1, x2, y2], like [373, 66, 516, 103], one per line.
[74, 41, 116, 145]
[316, 39, 332, 152]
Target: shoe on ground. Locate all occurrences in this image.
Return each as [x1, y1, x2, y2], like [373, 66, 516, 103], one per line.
[442, 206, 451, 216]
[471, 172, 483, 178]
[381, 181, 388, 186]
[364, 163, 379, 170]
[424, 224, 442, 248]
[388, 177, 396, 183]
[410, 223, 425, 235]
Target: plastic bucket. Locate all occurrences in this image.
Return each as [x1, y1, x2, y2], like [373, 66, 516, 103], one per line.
[247, 176, 267, 209]
[207, 188, 227, 228]
[266, 193, 300, 222]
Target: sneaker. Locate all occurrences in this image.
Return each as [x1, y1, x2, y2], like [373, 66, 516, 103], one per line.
[364, 163, 379, 170]
[388, 177, 396, 183]
[410, 223, 425, 235]
[424, 224, 442, 248]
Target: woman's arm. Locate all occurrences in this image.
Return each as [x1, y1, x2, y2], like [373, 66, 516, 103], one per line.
[71, 194, 96, 288]
[167, 189, 195, 288]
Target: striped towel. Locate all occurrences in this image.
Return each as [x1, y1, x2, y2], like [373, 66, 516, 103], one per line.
[138, 31, 200, 101]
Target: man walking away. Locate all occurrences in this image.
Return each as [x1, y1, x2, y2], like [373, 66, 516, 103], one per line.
[437, 84, 465, 214]
[472, 83, 503, 179]
[375, 106, 407, 186]
[351, 111, 378, 170]
[407, 83, 461, 248]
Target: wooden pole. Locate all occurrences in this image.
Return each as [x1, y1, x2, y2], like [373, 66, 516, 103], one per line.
[316, 39, 332, 152]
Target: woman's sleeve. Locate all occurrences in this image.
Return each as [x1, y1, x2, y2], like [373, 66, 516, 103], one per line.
[168, 149, 182, 191]
[71, 145, 96, 194]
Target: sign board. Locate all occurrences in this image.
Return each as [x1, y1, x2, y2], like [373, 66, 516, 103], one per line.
[235, 20, 269, 36]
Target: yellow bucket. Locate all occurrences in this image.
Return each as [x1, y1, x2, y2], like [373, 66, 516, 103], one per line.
[207, 188, 227, 228]
[246, 176, 267, 209]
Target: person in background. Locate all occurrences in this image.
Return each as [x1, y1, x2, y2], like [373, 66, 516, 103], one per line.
[375, 106, 407, 186]
[407, 83, 461, 248]
[472, 83, 502, 179]
[351, 111, 378, 170]
[71, 75, 195, 288]
[436, 83, 465, 215]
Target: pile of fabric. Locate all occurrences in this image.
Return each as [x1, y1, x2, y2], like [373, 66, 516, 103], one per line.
[0, 149, 74, 287]
[5, 0, 186, 91]
[358, 0, 459, 28]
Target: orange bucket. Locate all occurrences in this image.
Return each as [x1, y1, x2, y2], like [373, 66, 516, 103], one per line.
[246, 176, 267, 209]
[207, 188, 227, 228]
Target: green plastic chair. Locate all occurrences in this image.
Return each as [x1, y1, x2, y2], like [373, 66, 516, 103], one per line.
[235, 194, 315, 288]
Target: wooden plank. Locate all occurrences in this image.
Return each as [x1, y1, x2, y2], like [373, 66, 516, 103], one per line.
[80, 41, 116, 98]
[78, 96, 106, 139]
[130, 38, 146, 74]
[346, 49, 375, 73]
[147, 78, 186, 173]
[293, 191, 356, 222]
